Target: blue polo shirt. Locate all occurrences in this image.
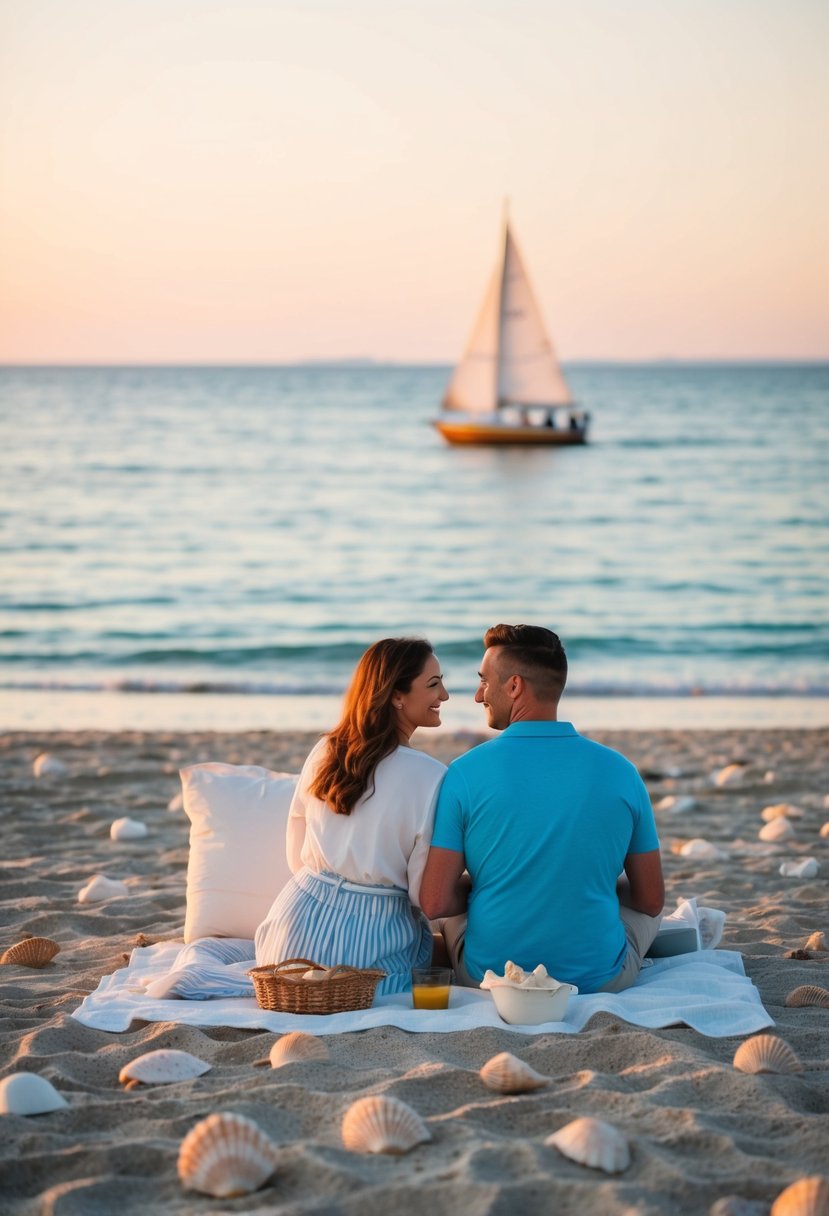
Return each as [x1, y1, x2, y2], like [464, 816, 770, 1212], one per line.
[430, 721, 659, 991]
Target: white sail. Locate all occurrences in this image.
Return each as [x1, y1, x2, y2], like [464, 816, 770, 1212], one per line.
[441, 218, 572, 414]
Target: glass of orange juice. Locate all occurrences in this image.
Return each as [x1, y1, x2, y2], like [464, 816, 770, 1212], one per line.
[411, 967, 452, 1009]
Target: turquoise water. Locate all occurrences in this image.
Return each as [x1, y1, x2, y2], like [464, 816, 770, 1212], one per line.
[1, 363, 827, 726]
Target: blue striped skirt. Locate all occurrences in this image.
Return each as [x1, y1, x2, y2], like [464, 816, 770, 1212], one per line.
[254, 868, 433, 995]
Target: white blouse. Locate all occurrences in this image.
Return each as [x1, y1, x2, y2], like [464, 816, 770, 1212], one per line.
[286, 738, 446, 907]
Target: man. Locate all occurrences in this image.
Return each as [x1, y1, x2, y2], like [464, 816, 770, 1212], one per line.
[420, 624, 664, 993]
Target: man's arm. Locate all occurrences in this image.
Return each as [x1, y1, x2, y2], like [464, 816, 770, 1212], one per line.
[619, 849, 664, 918]
[419, 847, 469, 920]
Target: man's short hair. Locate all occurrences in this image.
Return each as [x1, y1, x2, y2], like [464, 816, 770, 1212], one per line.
[483, 623, 567, 701]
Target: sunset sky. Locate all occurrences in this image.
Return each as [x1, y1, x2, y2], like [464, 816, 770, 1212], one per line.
[1, 0, 827, 363]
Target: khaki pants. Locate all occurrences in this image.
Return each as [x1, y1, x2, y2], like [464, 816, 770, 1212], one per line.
[433, 904, 662, 993]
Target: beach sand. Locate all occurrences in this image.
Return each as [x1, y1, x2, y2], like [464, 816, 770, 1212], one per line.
[1, 727, 827, 1215]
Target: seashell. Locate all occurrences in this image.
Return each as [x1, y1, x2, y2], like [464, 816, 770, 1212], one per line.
[678, 838, 724, 860]
[709, 1198, 767, 1216]
[0, 1072, 68, 1115]
[110, 817, 148, 841]
[779, 859, 820, 879]
[733, 1034, 803, 1075]
[762, 771, 775, 784]
[33, 752, 68, 778]
[819, 823, 829, 839]
[804, 932, 827, 952]
[770, 1176, 829, 1216]
[785, 985, 829, 1009]
[713, 763, 745, 787]
[341, 1095, 431, 1155]
[177, 1111, 278, 1198]
[78, 874, 129, 903]
[545, 1116, 631, 1174]
[1, 937, 60, 968]
[761, 803, 805, 822]
[168, 791, 184, 812]
[259, 1032, 329, 1069]
[479, 1051, 549, 1094]
[759, 818, 795, 843]
[119, 1049, 211, 1089]
[656, 795, 697, 813]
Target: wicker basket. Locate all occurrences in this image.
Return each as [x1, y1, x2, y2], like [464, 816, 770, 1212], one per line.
[247, 957, 386, 1014]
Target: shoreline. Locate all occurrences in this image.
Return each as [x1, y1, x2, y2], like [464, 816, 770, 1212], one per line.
[1, 726, 827, 1213]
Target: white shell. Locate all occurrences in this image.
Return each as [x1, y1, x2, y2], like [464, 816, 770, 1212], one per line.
[119, 1049, 211, 1087]
[545, 1116, 631, 1174]
[1, 937, 60, 967]
[678, 838, 724, 860]
[759, 818, 795, 843]
[110, 817, 148, 841]
[733, 1034, 803, 1075]
[479, 1051, 549, 1094]
[267, 1032, 329, 1068]
[785, 985, 829, 1009]
[178, 1111, 278, 1198]
[33, 752, 68, 778]
[713, 763, 745, 786]
[761, 803, 805, 822]
[78, 874, 129, 903]
[341, 1095, 431, 1155]
[656, 795, 697, 813]
[779, 858, 819, 879]
[771, 1176, 829, 1216]
[804, 931, 827, 952]
[0, 1072, 68, 1115]
[168, 791, 184, 812]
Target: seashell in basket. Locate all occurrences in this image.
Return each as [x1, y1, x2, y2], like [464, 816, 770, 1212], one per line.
[341, 1095, 431, 1156]
[732, 1034, 803, 1075]
[1, 937, 60, 968]
[177, 1111, 278, 1198]
[0, 1072, 68, 1116]
[255, 1032, 330, 1069]
[770, 1176, 829, 1216]
[119, 1049, 211, 1089]
[785, 985, 829, 1009]
[479, 1051, 549, 1094]
[545, 1116, 631, 1174]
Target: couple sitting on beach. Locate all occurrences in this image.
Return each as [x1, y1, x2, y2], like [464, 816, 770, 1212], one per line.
[255, 624, 665, 997]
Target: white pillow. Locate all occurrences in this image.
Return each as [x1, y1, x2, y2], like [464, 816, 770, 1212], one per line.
[180, 762, 298, 943]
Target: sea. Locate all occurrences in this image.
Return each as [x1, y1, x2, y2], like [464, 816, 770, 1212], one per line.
[2, 362, 827, 734]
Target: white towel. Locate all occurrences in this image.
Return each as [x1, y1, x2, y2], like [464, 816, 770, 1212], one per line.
[71, 940, 773, 1039]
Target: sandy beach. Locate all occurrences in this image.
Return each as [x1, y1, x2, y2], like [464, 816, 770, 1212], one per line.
[1, 726, 827, 1215]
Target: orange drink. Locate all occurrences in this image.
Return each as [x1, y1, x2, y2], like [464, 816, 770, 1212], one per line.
[411, 966, 451, 1010]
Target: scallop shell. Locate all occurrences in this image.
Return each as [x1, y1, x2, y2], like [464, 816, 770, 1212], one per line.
[780, 859, 820, 879]
[713, 763, 745, 786]
[78, 874, 129, 903]
[0, 1072, 68, 1115]
[770, 1176, 829, 1216]
[805, 932, 827, 952]
[785, 985, 829, 1009]
[1, 937, 60, 968]
[119, 1049, 211, 1089]
[761, 803, 805, 822]
[678, 838, 724, 860]
[479, 1051, 549, 1094]
[110, 817, 148, 841]
[32, 752, 68, 778]
[260, 1032, 329, 1069]
[177, 1111, 278, 1198]
[733, 1034, 803, 1075]
[759, 818, 795, 843]
[545, 1116, 631, 1174]
[341, 1095, 431, 1155]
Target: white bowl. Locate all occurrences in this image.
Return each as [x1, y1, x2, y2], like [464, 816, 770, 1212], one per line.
[488, 981, 577, 1025]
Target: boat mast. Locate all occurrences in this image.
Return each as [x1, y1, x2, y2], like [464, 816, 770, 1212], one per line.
[495, 199, 510, 410]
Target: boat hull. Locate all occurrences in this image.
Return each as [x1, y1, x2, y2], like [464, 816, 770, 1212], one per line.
[433, 419, 588, 446]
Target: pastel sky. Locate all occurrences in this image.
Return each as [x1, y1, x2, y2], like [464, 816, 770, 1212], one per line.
[1, 0, 827, 363]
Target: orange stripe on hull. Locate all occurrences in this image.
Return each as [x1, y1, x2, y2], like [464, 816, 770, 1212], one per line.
[433, 422, 587, 447]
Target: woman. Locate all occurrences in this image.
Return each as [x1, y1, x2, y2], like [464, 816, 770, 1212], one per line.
[255, 638, 449, 994]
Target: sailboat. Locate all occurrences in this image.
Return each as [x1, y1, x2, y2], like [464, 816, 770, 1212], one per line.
[433, 212, 589, 446]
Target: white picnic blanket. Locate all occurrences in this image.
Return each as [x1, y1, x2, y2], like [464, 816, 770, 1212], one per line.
[71, 942, 773, 1038]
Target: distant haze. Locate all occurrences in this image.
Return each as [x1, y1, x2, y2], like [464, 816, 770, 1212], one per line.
[1, 0, 827, 363]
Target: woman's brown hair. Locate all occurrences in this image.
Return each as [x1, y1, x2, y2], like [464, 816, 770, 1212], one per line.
[310, 637, 434, 816]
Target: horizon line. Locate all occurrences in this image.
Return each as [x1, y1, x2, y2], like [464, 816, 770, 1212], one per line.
[2, 357, 829, 370]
